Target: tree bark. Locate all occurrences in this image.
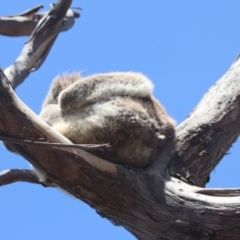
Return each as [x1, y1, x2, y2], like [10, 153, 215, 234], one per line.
[2, 1, 79, 89]
[169, 57, 240, 187]
[1, 2, 240, 240]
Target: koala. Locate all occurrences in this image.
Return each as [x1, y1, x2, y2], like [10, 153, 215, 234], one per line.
[39, 72, 175, 169]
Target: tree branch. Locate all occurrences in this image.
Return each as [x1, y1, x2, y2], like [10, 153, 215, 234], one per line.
[3, 1, 79, 89]
[2, 2, 240, 239]
[0, 169, 42, 186]
[0, 5, 43, 37]
[195, 187, 240, 196]
[0, 135, 111, 151]
[169, 58, 240, 187]
[0, 5, 80, 37]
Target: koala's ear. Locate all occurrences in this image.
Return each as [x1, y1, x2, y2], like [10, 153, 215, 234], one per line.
[42, 73, 81, 107]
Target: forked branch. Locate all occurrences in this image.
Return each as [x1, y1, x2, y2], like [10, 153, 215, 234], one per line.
[1, 1, 240, 239]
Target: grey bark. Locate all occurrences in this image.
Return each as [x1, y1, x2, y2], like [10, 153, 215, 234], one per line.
[169, 57, 240, 187]
[1, 1, 240, 240]
[0, 5, 79, 37]
[2, 1, 79, 89]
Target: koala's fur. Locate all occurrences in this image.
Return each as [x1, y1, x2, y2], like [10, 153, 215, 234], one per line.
[39, 72, 175, 168]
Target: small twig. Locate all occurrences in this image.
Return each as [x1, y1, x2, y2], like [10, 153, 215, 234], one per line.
[0, 169, 42, 186]
[0, 135, 111, 150]
[195, 188, 240, 196]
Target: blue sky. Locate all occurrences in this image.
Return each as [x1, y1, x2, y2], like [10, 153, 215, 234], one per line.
[1, 1, 240, 240]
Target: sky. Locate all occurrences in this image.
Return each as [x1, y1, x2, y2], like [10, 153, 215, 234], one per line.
[1, 1, 240, 240]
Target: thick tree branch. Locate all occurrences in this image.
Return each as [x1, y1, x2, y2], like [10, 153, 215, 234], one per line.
[1, 2, 240, 239]
[169, 58, 240, 187]
[2, 64, 240, 239]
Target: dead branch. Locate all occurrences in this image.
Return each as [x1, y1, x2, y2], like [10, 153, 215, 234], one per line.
[0, 169, 42, 186]
[169, 58, 240, 187]
[0, 135, 111, 151]
[1, 1, 240, 239]
[3, 1, 79, 89]
[195, 188, 240, 196]
[2, 59, 240, 238]
[0, 5, 43, 37]
[0, 5, 79, 37]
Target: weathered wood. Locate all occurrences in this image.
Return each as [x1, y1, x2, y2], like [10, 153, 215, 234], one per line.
[0, 5, 79, 37]
[169, 57, 240, 187]
[3, 1, 79, 89]
[1, 56, 240, 239]
[1, 1, 240, 239]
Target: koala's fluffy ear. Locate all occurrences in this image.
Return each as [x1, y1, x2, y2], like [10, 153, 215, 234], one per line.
[42, 73, 81, 107]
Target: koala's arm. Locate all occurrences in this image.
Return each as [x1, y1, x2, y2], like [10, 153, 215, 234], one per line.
[58, 72, 154, 110]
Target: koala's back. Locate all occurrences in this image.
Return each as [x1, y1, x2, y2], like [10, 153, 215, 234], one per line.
[40, 72, 175, 167]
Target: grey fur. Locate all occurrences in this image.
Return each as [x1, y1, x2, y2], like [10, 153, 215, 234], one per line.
[39, 72, 175, 168]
